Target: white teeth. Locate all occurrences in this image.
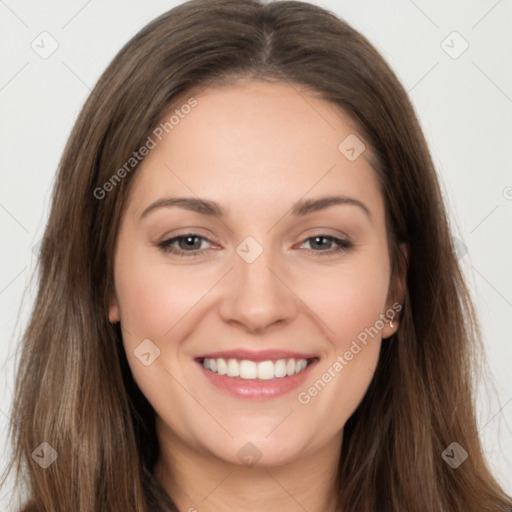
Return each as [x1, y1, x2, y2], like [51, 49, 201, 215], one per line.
[227, 358, 239, 377]
[202, 357, 310, 380]
[217, 358, 227, 375]
[274, 359, 287, 378]
[257, 361, 274, 380]
[239, 360, 257, 379]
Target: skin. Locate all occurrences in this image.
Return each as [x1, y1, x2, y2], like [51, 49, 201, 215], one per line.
[109, 79, 407, 512]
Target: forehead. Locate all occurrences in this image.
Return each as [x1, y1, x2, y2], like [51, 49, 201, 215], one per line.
[158, 79, 374, 166]
[125, 79, 384, 222]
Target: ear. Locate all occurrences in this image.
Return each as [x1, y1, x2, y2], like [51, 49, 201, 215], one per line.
[381, 242, 408, 339]
[108, 290, 120, 323]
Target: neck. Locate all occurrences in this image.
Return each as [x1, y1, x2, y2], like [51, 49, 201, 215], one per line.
[153, 420, 342, 512]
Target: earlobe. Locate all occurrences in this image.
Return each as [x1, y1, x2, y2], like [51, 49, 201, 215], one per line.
[108, 293, 120, 323]
[381, 311, 400, 339]
[382, 242, 409, 339]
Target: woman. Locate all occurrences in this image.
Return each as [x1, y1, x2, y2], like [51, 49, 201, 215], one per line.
[5, 0, 512, 510]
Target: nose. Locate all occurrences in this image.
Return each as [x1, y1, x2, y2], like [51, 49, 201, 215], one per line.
[218, 244, 299, 334]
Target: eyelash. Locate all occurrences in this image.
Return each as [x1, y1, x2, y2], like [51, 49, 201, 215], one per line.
[156, 233, 353, 257]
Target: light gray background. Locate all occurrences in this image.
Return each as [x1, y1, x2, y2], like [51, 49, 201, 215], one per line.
[1, 0, 511, 509]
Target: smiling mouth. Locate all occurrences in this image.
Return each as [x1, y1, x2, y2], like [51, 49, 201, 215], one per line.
[198, 357, 318, 380]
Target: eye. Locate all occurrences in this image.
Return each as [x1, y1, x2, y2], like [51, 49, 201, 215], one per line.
[157, 233, 213, 257]
[297, 234, 353, 256]
[156, 233, 353, 257]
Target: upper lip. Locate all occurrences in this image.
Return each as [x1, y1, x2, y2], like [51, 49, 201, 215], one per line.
[195, 349, 318, 362]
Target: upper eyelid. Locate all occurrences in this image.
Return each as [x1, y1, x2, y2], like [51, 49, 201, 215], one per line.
[159, 232, 350, 249]
[159, 231, 218, 246]
[159, 225, 351, 242]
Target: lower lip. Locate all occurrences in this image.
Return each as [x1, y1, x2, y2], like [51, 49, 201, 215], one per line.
[197, 359, 318, 400]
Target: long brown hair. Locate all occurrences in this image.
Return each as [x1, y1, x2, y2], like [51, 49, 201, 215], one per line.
[4, 0, 512, 510]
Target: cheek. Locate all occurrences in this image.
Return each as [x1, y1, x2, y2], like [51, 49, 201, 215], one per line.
[113, 251, 202, 421]
[114, 250, 211, 341]
[294, 255, 389, 424]
[294, 255, 391, 349]
[294, 261, 388, 429]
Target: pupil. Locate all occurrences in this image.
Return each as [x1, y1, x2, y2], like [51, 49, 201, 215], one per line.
[183, 236, 199, 249]
[314, 236, 327, 249]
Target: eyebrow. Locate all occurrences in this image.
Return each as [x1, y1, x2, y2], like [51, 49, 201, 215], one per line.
[139, 195, 372, 222]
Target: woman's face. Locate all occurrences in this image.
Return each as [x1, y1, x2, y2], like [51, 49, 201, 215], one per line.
[109, 80, 404, 468]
